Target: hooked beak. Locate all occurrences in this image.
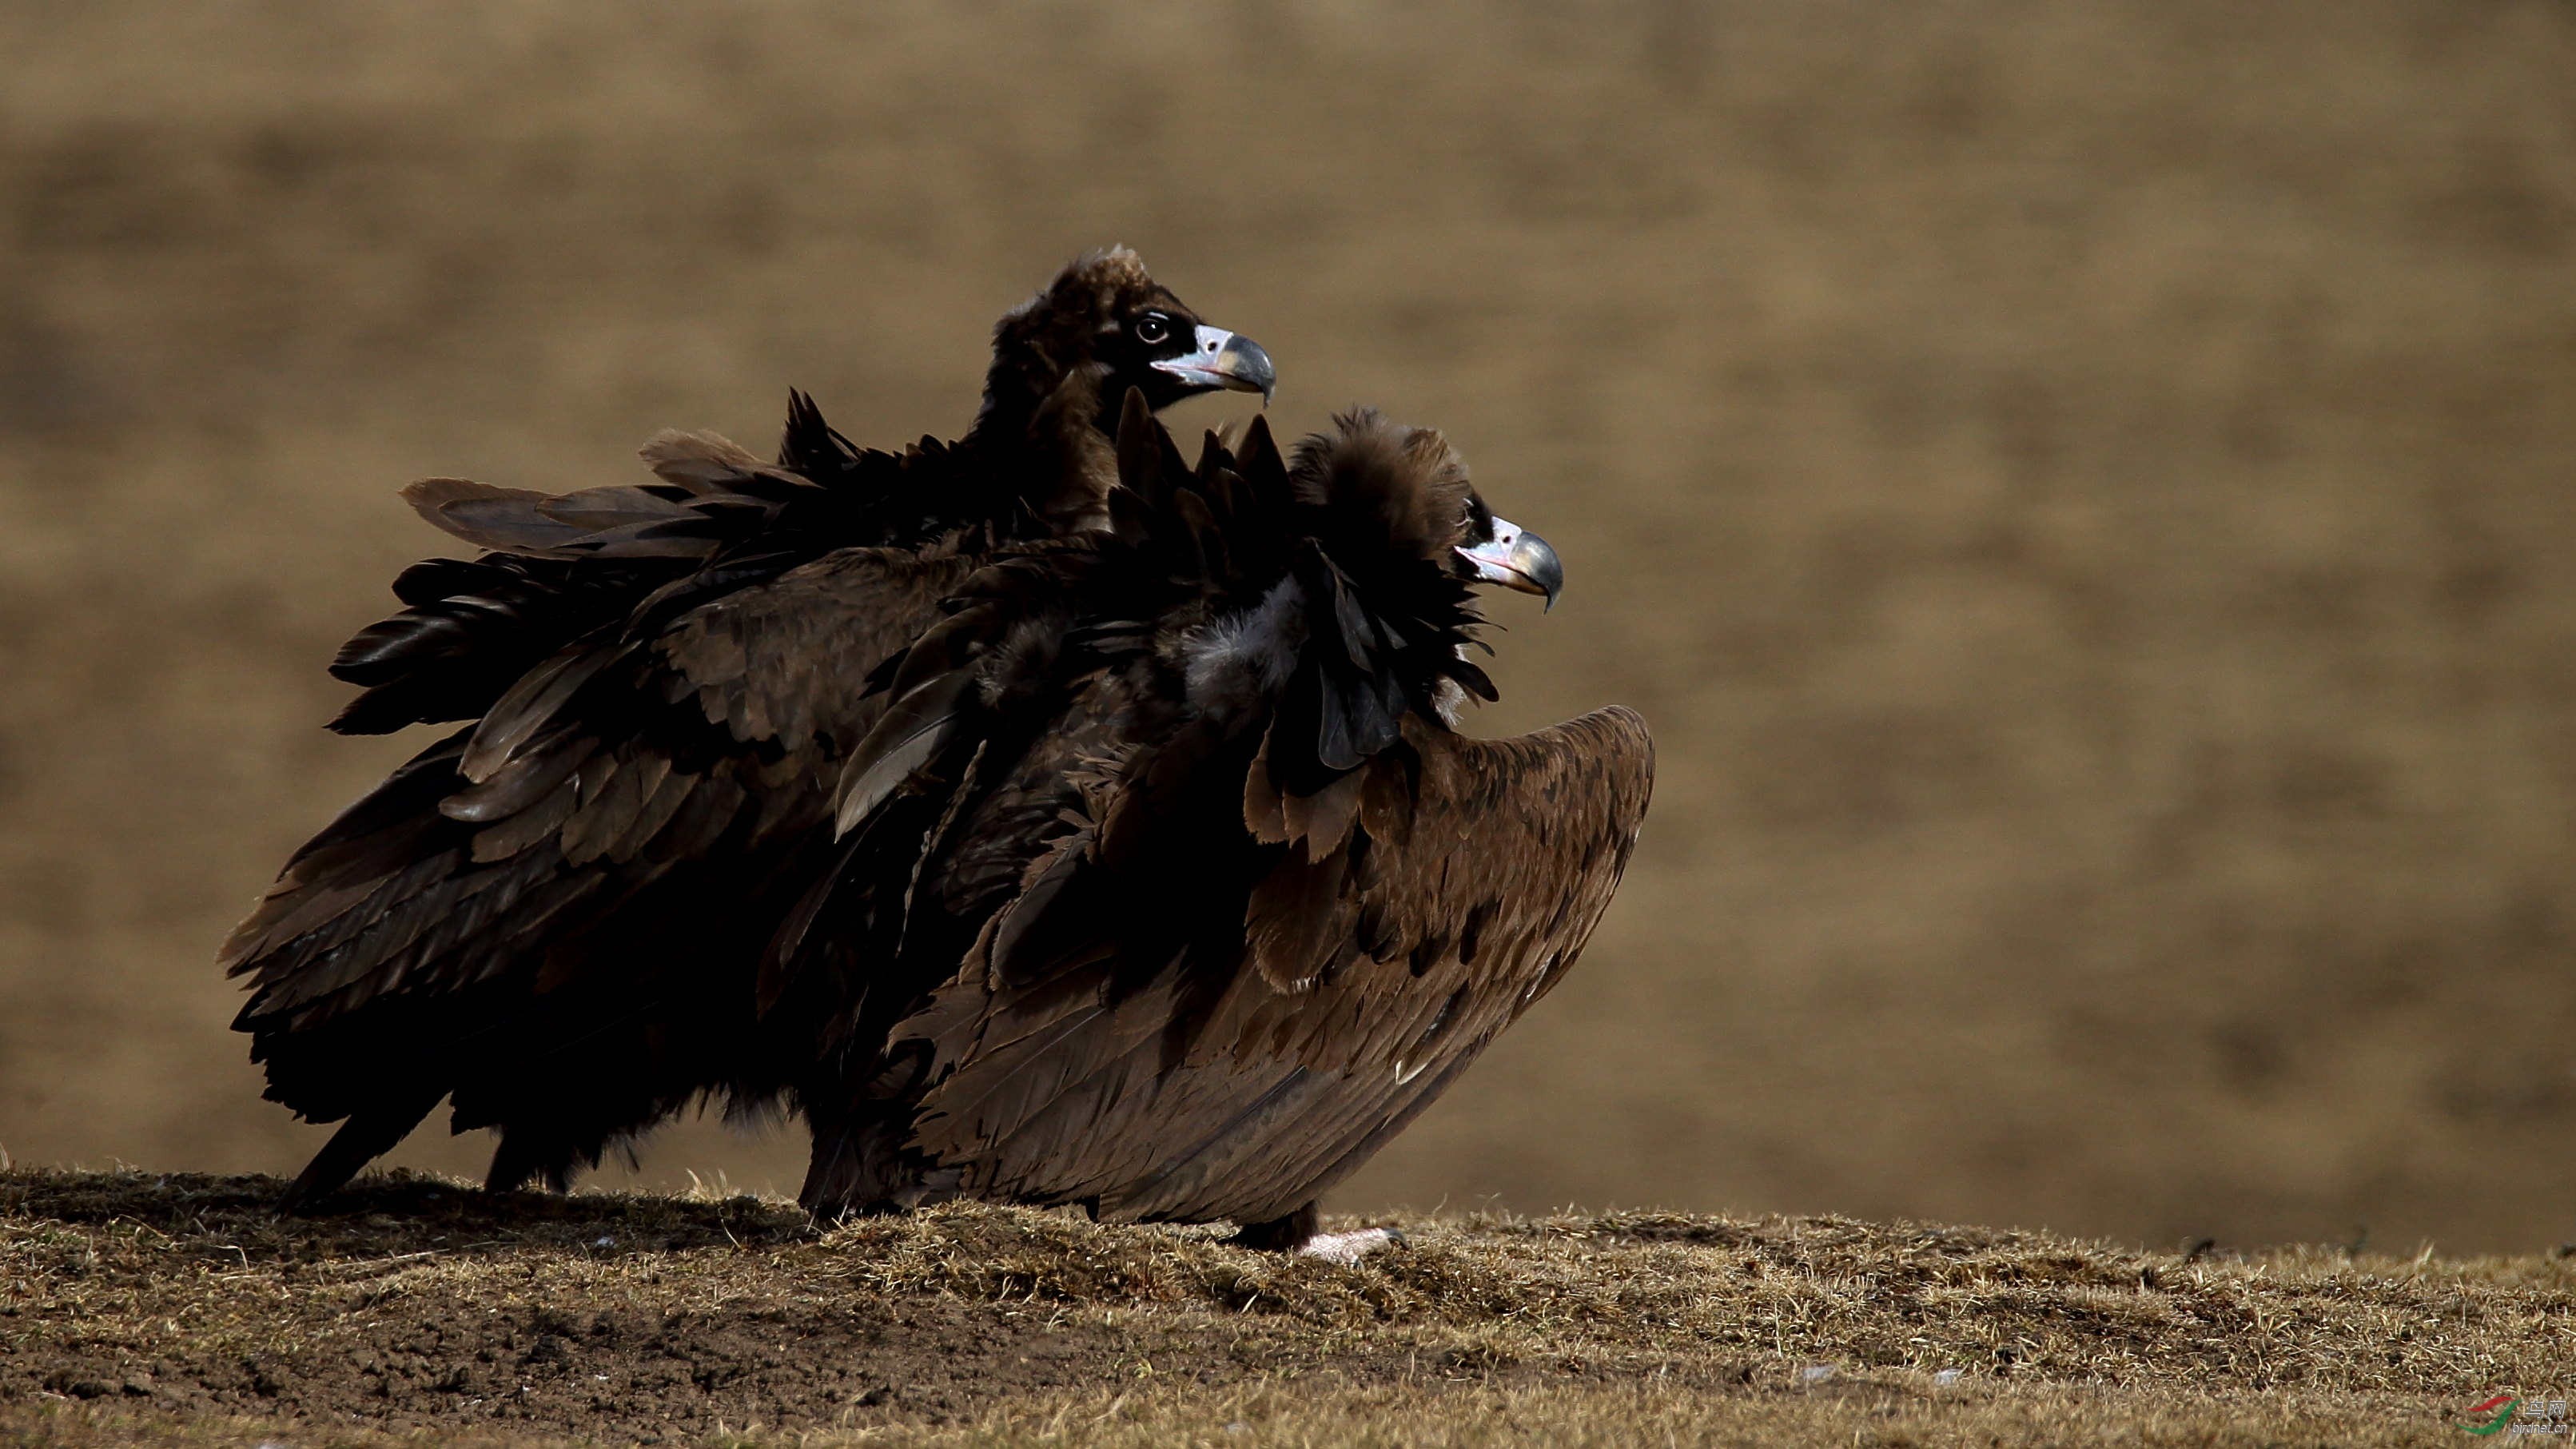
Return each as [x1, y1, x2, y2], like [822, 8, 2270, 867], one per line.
[1151, 325, 1276, 404]
[1455, 516, 1564, 611]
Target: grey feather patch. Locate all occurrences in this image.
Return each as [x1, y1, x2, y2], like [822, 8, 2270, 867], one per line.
[440, 737, 595, 823]
[468, 782, 577, 862]
[834, 664, 979, 836]
[637, 429, 803, 495]
[402, 478, 589, 554]
[462, 646, 621, 781]
[834, 717, 951, 838]
[535, 486, 692, 529]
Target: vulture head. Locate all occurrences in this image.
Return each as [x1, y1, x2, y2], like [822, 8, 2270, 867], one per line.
[979, 248, 1276, 444]
[1127, 406, 1565, 794]
[1286, 413, 1563, 613]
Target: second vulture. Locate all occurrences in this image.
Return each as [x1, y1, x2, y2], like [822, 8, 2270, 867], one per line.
[770, 396, 1654, 1252]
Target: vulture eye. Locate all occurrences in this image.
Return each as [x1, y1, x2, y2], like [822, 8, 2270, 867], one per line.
[1463, 496, 1495, 540]
[1133, 314, 1172, 345]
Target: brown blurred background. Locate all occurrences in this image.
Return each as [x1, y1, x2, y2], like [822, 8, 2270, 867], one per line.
[3, 0, 2573, 1254]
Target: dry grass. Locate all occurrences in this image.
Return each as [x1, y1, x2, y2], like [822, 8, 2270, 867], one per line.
[4, 1168, 2569, 1446]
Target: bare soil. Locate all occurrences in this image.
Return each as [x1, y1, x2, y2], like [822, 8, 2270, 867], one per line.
[5, 1168, 2571, 1446]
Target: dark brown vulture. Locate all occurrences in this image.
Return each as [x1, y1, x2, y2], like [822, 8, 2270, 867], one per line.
[221, 249, 1274, 1211]
[779, 396, 1653, 1256]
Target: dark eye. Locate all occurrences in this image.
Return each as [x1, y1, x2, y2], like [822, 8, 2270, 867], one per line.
[1133, 314, 1172, 345]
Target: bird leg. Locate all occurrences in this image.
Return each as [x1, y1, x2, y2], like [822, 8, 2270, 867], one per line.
[484, 1131, 578, 1196]
[276, 1087, 443, 1216]
[799, 1108, 939, 1220]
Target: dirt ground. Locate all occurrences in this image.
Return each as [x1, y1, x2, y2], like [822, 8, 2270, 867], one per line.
[6, 1168, 2574, 1447]
[3, 0, 2576, 1256]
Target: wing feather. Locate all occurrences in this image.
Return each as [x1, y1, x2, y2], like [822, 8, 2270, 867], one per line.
[896, 706, 1653, 1224]
[227, 543, 978, 1148]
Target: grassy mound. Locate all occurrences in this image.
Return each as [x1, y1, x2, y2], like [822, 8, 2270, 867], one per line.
[2, 1168, 2568, 1446]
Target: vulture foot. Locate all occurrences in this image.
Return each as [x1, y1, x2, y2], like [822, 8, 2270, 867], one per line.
[1294, 1228, 1407, 1266]
[1231, 1203, 1406, 1262]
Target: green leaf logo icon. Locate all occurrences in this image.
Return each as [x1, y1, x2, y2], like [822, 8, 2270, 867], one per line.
[2463, 1395, 2520, 1437]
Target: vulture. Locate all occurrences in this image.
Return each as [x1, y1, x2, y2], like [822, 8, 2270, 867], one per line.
[222, 249, 1275, 1210]
[773, 396, 1654, 1255]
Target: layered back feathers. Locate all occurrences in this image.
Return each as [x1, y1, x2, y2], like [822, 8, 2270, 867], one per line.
[780, 392, 1654, 1228]
[798, 395, 1507, 1011]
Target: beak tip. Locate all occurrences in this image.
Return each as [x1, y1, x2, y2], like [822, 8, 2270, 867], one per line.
[1231, 339, 1276, 402]
[1518, 531, 1565, 613]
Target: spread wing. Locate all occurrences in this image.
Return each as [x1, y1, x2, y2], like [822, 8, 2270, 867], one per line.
[893, 706, 1654, 1226]
[221, 422, 981, 1195]
[321, 408, 958, 737]
[222, 546, 969, 1029]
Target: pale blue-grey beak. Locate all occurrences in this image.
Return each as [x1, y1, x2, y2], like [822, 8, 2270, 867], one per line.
[1152, 325, 1276, 404]
[1455, 516, 1563, 611]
